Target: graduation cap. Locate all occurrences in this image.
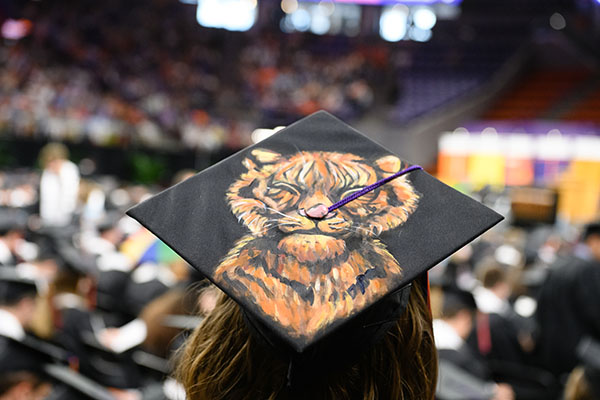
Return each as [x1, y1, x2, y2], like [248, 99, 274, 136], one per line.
[55, 240, 98, 275]
[0, 266, 39, 306]
[43, 364, 117, 400]
[127, 111, 502, 356]
[0, 208, 29, 235]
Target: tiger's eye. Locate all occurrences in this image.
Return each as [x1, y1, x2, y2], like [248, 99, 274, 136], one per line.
[272, 182, 300, 196]
[340, 187, 363, 200]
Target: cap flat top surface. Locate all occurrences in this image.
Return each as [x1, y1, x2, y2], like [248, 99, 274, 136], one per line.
[128, 111, 502, 352]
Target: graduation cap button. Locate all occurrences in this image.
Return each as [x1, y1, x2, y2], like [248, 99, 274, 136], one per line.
[305, 204, 329, 219]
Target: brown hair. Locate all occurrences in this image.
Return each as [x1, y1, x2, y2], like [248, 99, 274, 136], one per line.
[481, 265, 507, 289]
[38, 142, 69, 168]
[564, 367, 595, 400]
[176, 282, 437, 400]
[139, 288, 188, 358]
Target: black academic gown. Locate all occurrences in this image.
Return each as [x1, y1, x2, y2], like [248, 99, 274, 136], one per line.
[0, 334, 50, 374]
[54, 303, 144, 389]
[534, 257, 600, 376]
[470, 311, 526, 366]
[438, 345, 493, 382]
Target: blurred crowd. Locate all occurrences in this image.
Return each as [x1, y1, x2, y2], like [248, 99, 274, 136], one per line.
[431, 220, 600, 400]
[0, 142, 598, 399]
[239, 35, 376, 125]
[0, 143, 205, 399]
[0, 0, 379, 153]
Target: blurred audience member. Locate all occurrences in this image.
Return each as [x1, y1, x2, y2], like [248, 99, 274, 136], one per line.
[38, 143, 80, 227]
[0, 372, 51, 400]
[472, 262, 528, 365]
[435, 288, 515, 400]
[534, 222, 600, 377]
[564, 337, 600, 400]
[0, 210, 30, 266]
[0, 267, 50, 375]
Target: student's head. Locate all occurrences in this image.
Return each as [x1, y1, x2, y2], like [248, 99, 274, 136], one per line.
[0, 372, 51, 400]
[582, 222, 600, 262]
[564, 367, 597, 400]
[441, 289, 477, 340]
[38, 142, 69, 171]
[0, 271, 39, 326]
[0, 210, 28, 246]
[566, 338, 600, 400]
[478, 262, 511, 300]
[176, 282, 437, 400]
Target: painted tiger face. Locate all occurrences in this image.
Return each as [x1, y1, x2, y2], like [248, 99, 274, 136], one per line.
[228, 149, 419, 246]
[215, 149, 421, 339]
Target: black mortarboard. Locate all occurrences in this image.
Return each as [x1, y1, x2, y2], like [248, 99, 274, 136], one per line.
[55, 240, 98, 275]
[43, 364, 117, 400]
[127, 111, 502, 354]
[0, 208, 28, 235]
[0, 267, 39, 305]
[441, 287, 478, 318]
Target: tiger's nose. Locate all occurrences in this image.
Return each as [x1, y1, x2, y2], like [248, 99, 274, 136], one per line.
[304, 204, 330, 219]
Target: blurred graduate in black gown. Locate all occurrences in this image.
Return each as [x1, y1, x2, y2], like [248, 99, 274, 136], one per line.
[535, 222, 600, 378]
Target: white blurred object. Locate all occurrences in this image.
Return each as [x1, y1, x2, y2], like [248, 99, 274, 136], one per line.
[196, 0, 257, 31]
[96, 251, 134, 273]
[473, 286, 509, 315]
[15, 240, 39, 262]
[495, 245, 522, 267]
[40, 160, 80, 227]
[251, 126, 285, 144]
[163, 378, 187, 400]
[379, 5, 409, 42]
[96, 319, 147, 354]
[514, 296, 537, 318]
[413, 7, 437, 30]
[131, 262, 177, 287]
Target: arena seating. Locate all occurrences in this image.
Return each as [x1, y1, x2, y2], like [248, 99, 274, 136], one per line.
[482, 68, 592, 120]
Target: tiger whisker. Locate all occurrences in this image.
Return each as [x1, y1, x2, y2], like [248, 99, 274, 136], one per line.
[277, 222, 302, 227]
[336, 224, 372, 236]
[263, 207, 301, 221]
[353, 223, 376, 235]
[264, 219, 301, 226]
[331, 226, 360, 234]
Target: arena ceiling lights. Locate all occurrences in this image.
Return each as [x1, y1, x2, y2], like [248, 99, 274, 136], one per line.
[379, 1, 460, 42]
[280, 0, 362, 36]
[194, 0, 258, 31]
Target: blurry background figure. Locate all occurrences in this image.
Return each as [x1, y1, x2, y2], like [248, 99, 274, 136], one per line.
[0, 209, 36, 266]
[470, 260, 557, 399]
[434, 288, 515, 400]
[0, 266, 53, 397]
[563, 337, 600, 400]
[472, 261, 527, 365]
[38, 143, 80, 228]
[534, 222, 600, 379]
[0, 372, 51, 400]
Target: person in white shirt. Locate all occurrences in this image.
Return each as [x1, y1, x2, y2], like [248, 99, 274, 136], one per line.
[38, 143, 80, 227]
[434, 289, 515, 400]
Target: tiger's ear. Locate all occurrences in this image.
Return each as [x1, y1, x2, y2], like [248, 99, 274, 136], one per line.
[375, 155, 402, 173]
[242, 149, 281, 171]
[251, 149, 281, 163]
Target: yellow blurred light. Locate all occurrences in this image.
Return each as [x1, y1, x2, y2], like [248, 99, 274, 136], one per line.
[281, 0, 298, 14]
